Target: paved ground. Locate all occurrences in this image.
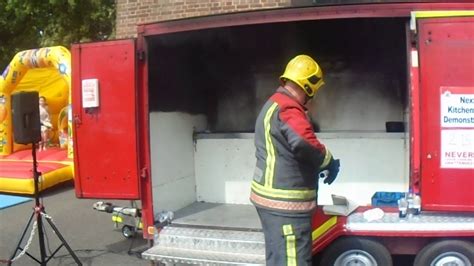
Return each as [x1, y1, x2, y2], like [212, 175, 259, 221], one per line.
[1, 183, 414, 266]
[0, 184, 150, 266]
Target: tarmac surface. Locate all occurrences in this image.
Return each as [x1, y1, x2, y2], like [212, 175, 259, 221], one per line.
[0, 184, 150, 266]
[1, 183, 414, 266]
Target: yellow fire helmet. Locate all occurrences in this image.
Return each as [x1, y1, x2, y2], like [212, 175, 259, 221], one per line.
[280, 55, 325, 97]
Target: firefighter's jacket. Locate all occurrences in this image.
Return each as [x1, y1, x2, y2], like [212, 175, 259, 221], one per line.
[250, 87, 331, 214]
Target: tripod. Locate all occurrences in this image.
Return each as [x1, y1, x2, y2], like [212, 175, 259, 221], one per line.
[8, 142, 82, 266]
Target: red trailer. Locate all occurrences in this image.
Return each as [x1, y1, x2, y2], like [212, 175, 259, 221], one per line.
[72, 2, 474, 265]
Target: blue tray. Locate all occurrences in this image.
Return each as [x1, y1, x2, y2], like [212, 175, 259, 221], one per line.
[371, 192, 405, 207]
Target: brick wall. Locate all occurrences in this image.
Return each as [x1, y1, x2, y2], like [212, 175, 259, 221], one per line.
[116, 0, 291, 38]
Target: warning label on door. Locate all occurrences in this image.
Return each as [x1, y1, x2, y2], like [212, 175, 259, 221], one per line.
[441, 88, 474, 128]
[441, 130, 474, 169]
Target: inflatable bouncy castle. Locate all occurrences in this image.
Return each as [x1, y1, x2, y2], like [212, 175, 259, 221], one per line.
[0, 47, 74, 194]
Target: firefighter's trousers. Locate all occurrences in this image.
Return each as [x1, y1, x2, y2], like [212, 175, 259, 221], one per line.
[256, 207, 313, 266]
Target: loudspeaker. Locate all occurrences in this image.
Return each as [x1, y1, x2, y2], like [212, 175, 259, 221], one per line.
[12, 91, 41, 144]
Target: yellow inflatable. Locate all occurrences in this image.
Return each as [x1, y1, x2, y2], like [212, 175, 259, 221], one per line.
[0, 46, 73, 157]
[0, 46, 74, 195]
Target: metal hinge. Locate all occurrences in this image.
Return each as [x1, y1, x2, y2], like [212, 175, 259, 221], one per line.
[137, 50, 145, 61]
[410, 31, 418, 47]
[140, 167, 148, 179]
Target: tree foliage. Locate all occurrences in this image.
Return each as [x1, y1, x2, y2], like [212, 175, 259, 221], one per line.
[0, 0, 115, 70]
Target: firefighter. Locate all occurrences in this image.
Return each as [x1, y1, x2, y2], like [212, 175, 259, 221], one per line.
[250, 54, 340, 265]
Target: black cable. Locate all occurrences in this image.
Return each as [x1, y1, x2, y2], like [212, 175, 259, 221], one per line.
[53, 246, 146, 260]
[0, 228, 146, 264]
[127, 233, 140, 258]
[109, 205, 145, 258]
[93, 203, 140, 257]
[54, 249, 122, 257]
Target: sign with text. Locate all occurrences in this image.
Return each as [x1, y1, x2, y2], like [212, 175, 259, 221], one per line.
[440, 87, 474, 169]
[441, 87, 474, 128]
[81, 79, 100, 108]
[441, 130, 474, 169]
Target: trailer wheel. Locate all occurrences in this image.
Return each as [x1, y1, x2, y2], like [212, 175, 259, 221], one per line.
[320, 237, 392, 266]
[122, 225, 135, 238]
[414, 240, 473, 266]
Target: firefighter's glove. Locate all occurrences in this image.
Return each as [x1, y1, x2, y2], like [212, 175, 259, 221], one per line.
[322, 159, 340, 185]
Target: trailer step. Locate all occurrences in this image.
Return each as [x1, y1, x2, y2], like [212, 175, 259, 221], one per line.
[142, 226, 265, 265]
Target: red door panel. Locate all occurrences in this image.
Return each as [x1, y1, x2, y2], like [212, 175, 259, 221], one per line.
[418, 17, 474, 211]
[72, 40, 140, 199]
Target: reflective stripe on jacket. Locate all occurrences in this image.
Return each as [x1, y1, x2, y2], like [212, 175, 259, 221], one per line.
[250, 87, 331, 214]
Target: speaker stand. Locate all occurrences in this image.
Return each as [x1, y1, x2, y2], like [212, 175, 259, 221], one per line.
[8, 143, 82, 266]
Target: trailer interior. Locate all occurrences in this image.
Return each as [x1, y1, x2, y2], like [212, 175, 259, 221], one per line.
[146, 17, 410, 228]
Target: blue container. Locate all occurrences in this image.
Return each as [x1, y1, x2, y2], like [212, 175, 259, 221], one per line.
[371, 192, 405, 207]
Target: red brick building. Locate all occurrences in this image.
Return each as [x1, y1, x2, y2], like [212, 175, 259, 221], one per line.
[116, 0, 291, 38]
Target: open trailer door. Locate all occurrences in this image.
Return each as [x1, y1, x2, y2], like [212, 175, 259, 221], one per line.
[415, 11, 474, 212]
[71, 40, 140, 199]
